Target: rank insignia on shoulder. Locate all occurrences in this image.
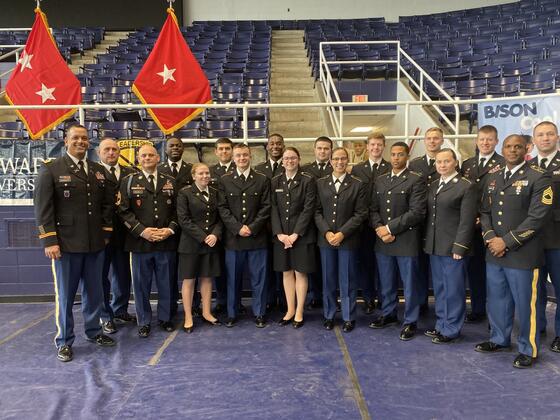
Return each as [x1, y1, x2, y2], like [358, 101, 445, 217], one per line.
[542, 186, 553, 205]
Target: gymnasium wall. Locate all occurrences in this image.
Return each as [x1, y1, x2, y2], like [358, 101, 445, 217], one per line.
[182, 0, 516, 23]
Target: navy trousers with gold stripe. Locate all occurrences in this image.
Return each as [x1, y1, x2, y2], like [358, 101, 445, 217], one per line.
[53, 250, 105, 348]
[486, 263, 540, 357]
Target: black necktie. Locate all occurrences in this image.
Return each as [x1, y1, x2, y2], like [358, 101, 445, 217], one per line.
[391, 175, 396, 183]
[372, 163, 378, 173]
[240, 174, 246, 183]
[319, 163, 325, 173]
[505, 170, 512, 182]
[437, 181, 445, 194]
[479, 157, 486, 169]
[541, 158, 548, 169]
[201, 190, 208, 200]
[148, 174, 155, 189]
[78, 160, 86, 177]
[171, 163, 178, 177]
[287, 178, 292, 188]
[429, 159, 435, 167]
[110, 166, 117, 180]
[272, 161, 278, 174]
[221, 165, 227, 171]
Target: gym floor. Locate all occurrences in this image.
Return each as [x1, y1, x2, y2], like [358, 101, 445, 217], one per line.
[1, 301, 560, 419]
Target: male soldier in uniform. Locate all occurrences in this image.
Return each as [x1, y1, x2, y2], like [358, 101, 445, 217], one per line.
[351, 132, 391, 313]
[476, 134, 552, 369]
[369, 142, 427, 341]
[97, 138, 137, 334]
[209, 137, 236, 313]
[301, 136, 333, 308]
[409, 127, 445, 313]
[34, 124, 116, 362]
[255, 133, 285, 311]
[461, 125, 505, 323]
[254, 133, 285, 178]
[530, 121, 560, 351]
[218, 143, 271, 328]
[158, 136, 192, 316]
[118, 144, 178, 338]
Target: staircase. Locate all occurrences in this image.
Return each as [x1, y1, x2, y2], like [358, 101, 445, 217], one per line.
[269, 30, 326, 160]
[68, 31, 130, 73]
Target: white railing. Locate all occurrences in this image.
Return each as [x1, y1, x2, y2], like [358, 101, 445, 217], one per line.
[318, 40, 460, 138]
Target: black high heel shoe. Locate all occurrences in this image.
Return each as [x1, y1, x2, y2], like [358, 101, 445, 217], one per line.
[183, 324, 194, 334]
[278, 317, 294, 326]
[203, 318, 222, 326]
[292, 319, 304, 329]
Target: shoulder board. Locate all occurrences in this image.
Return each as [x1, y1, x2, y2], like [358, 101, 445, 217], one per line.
[411, 156, 423, 162]
[271, 173, 283, 181]
[122, 172, 135, 180]
[428, 179, 439, 187]
[252, 169, 266, 176]
[43, 158, 54, 164]
[161, 172, 175, 179]
[350, 175, 363, 182]
[460, 177, 472, 184]
[530, 164, 546, 173]
[301, 172, 312, 178]
[318, 174, 331, 181]
[221, 171, 234, 178]
[208, 185, 218, 192]
[409, 170, 422, 176]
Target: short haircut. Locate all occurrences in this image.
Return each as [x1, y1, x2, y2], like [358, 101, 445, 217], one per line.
[504, 134, 527, 145]
[367, 131, 386, 145]
[478, 125, 498, 138]
[425, 127, 444, 137]
[191, 162, 209, 176]
[65, 124, 87, 135]
[521, 134, 532, 145]
[534, 121, 558, 134]
[215, 137, 233, 148]
[268, 133, 284, 142]
[314, 136, 333, 147]
[331, 147, 349, 158]
[436, 147, 457, 160]
[283, 146, 300, 159]
[233, 143, 250, 151]
[391, 141, 410, 154]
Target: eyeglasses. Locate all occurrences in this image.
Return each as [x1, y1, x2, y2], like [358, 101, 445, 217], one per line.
[282, 156, 299, 161]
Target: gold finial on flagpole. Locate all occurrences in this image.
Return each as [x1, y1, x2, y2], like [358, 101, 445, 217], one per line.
[36, 0, 41, 9]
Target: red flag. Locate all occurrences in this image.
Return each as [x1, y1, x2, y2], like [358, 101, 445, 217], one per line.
[5, 8, 81, 140]
[132, 7, 212, 134]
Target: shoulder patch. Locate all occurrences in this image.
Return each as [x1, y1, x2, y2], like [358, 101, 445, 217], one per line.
[43, 158, 54, 164]
[543, 186, 553, 205]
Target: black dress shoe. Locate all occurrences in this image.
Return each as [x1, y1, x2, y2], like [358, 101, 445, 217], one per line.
[159, 321, 175, 332]
[113, 313, 137, 324]
[513, 353, 534, 369]
[432, 334, 458, 344]
[101, 320, 117, 334]
[551, 336, 560, 353]
[278, 317, 294, 326]
[183, 325, 194, 334]
[399, 323, 417, 341]
[424, 329, 439, 338]
[138, 325, 151, 338]
[57, 345, 73, 362]
[255, 316, 266, 328]
[364, 300, 376, 315]
[323, 318, 334, 330]
[465, 312, 486, 324]
[225, 318, 236, 328]
[87, 334, 116, 347]
[213, 304, 226, 314]
[342, 321, 355, 333]
[474, 341, 510, 353]
[203, 318, 222, 326]
[369, 315, 399, 329]
[292, 319, 304, 329]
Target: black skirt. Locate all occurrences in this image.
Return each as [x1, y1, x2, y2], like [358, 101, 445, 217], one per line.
[178, 252, 221, 279]
[273, 242, 316, 273]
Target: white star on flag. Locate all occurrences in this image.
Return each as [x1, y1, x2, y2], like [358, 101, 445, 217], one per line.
[157, 64, 176, 85]
[35, 83, 56, 103]
[18, 51, 33, 73]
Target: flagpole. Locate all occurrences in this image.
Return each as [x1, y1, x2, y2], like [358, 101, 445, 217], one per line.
[168, 0, 174, 10]
[36, 0, 41, 9]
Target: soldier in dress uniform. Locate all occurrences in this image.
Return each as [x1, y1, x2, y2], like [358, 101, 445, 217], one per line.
[369, 142, 427, 341]
[118, 144, 178, 338]
[209, 137, 236, 314]
[218, 143, 271, 328]
[315, 147, 368, 333]
[475, 134, 552, 369]
[272, 147, 317, 328]
[530, 121, 560, 351]
[461, 125, 505, 323]
[177, 163, 223, 333]
[158, 136, 193, 317]
[351, 132, 391, 314]
[423, 148, 477, 344]
[255, 133, 286, 311]
[301, 136, 333, 308]
[409, 127, 445, 313]
[34, 124, 116, 362]
[97, 138, 137, 335]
